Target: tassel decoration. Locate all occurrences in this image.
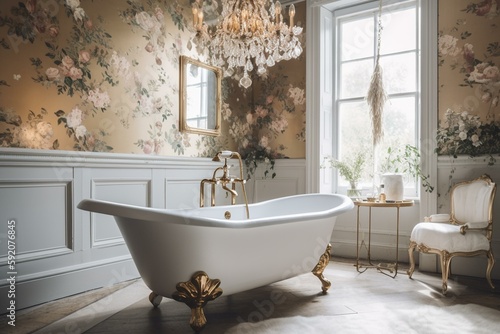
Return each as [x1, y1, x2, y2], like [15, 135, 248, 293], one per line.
[366, 0, 386, 147]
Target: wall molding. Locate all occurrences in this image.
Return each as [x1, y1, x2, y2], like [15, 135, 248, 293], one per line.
[0, 149, 307, 310]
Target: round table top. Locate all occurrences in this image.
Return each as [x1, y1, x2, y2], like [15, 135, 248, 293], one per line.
[353, 199, 414, 207]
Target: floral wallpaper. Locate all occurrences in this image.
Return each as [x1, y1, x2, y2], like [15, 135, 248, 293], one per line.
[437, 0, 500, 159]
[0, 0, 306, 166]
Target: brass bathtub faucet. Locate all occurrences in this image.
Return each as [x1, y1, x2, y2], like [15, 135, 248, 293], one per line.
[200, 151, 250, 219]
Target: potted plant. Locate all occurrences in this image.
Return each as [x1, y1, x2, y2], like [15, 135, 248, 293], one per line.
[380, 144, 434, 193]
[323, 152, 366, 197]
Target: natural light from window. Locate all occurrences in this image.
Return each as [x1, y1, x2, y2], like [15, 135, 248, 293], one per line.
[334, 0, 420, 197]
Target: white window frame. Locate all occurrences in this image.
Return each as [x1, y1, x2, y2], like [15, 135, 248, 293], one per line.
[306, 0, 438, 217]
[333, 0, 420, 197]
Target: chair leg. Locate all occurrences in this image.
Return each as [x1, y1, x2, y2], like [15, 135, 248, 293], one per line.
[486, 250, 495, 290]
[440, 251, 452, 295]
[407, 241, 417, 278]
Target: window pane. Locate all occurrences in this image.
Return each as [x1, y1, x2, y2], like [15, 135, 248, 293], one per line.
[380, 96, 416, 152]
[340, 17, 374, 61]
[380, 52, 416, 94]
[338, 101, 372, 186]
[335, 1, 419, 196]
[340, 59, 373, 99]
[380, 7, 416, 55]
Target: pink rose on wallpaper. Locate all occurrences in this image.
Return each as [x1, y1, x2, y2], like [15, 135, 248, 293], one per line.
[48, 25, 59, 38]
[255, 105, 268, 118]
[482, 92, 492, 103]
[46, 67, 61, 81]
[468, 63, 496, 83]
[25, 0, 36, 14]
[143, 140, 153, 154]
[145, 42, 154, 53]
[154, 139, 162, 154]
[61, 55, 75, 70]
[466, 0, 499, 18]
[78, 50, 91, 64]
[462, 43, 475, 70]
[85, 19, 93, 30]
[86, 134, 95, 147]
[266, 95, 274, 104]
[483, 66, 500, 80]
[154, 6, 164, 21]
[68, 67, 83, 80]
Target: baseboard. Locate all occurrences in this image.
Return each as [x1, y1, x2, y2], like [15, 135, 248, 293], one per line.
[0, 258, 139, 312]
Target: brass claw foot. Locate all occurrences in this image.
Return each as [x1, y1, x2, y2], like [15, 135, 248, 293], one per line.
[312, 243, 332, 294]
[172, 271, 223, 332]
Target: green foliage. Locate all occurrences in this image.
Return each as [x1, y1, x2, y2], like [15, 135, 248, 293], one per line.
[325, 152, 366, 187]
[381, 144, 434, 193]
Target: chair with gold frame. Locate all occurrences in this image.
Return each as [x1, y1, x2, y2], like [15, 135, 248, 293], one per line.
[408, 174, 496, 294]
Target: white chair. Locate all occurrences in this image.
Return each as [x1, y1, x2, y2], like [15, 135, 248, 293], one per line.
[408, 174, 496, 294]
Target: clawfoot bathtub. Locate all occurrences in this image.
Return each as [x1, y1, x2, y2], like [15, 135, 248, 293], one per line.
[78, 193, 353, 331]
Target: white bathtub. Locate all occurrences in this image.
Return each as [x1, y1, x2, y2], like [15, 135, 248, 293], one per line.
[78, 193, 353, 331]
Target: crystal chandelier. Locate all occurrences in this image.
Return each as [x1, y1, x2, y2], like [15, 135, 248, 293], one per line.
[192, 0, 303, 89]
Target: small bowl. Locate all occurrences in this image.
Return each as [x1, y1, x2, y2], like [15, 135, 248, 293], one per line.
[366, 197, 376, 202]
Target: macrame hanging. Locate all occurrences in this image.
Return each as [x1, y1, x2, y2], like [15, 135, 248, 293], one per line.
[366, 0, 386, 147]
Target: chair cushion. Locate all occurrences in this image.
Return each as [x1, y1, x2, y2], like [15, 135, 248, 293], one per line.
[410, 222, 490, 253]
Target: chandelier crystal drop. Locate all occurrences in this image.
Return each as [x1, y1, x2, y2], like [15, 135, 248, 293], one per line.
[192, 0, 303, 89]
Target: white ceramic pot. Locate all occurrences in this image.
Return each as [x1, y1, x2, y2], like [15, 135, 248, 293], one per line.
[382, 173, 404, 201]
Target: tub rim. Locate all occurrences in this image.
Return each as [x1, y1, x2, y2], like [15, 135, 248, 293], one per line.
[77, 193, 354, 229]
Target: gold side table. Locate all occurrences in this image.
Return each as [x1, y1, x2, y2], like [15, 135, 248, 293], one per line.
[354, 200, 414, 278]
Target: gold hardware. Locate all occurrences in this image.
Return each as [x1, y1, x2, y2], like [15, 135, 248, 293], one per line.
[200, 151, 250, 219]
[312, 243, 332, 294]
[172, 271, 223, 332]
[224, 211, 231, 219]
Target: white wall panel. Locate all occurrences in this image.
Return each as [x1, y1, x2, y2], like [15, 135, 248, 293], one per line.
[91, 179, 151, 247]
[0, 181, 72, 261]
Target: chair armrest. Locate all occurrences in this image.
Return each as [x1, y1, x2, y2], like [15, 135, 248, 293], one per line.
[460, 221, 489, 234]
[424, 214, 450, 223]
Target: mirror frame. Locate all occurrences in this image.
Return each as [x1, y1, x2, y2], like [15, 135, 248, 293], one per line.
[179, 55, 222, 136]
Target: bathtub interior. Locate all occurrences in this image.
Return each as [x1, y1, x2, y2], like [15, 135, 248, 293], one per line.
[175, 193, 352, 225]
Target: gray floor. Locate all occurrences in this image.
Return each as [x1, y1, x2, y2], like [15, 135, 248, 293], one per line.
[3, 258, 499, 334]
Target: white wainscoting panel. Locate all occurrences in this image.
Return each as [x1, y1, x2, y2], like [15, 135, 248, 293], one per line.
[0, 181, 72, 260]
[91, 178, 151, 248]
[0, 149, 307, 311]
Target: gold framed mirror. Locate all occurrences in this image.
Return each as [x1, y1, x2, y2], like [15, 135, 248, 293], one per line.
[179, 55, 222, 136]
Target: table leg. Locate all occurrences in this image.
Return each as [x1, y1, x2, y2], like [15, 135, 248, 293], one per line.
[368, 206, 372, 265]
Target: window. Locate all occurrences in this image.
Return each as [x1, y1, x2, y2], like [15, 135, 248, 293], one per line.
[186, 66, 217, 129]
[334, 0, 420, 196]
